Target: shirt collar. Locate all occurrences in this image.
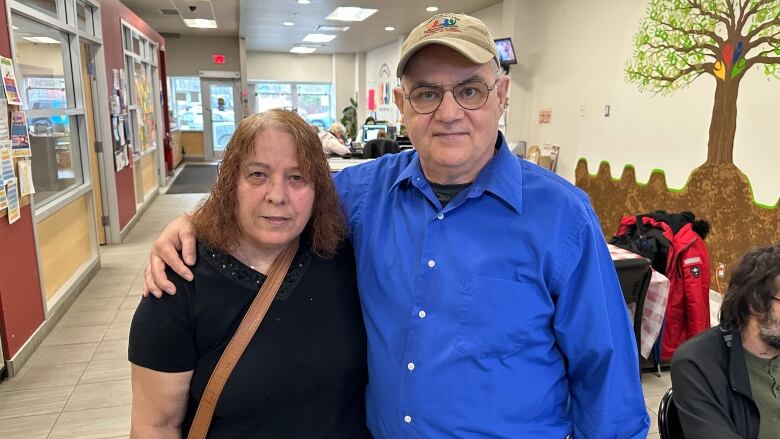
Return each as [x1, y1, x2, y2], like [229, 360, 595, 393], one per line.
[390, 132, 524, 214]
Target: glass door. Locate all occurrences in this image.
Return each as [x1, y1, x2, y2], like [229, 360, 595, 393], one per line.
[202, 79, 239, 161]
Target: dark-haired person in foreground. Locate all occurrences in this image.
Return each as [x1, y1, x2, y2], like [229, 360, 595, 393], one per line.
[143, 13, 649, 438]
[671, 244, 780, 439]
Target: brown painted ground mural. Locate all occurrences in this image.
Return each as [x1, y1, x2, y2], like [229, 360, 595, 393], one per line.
[576, 161, 780, 284]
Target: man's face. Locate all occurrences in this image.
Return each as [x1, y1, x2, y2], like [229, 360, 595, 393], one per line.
[758, 277, 780, 350]
[393, 45, 509, 184]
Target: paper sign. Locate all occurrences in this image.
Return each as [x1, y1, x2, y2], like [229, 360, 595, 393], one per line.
[0, 144, 14, 183]
[0, 183, 6, 210]
[10, 111, 31, 157]
[17, 159, 34, 196]
[0, 99, 8, 140]
[1, 57, 22, 105]
[6, 179, 19, 223]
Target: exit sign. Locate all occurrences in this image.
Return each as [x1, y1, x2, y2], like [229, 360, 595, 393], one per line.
[212, 54, 226, 64]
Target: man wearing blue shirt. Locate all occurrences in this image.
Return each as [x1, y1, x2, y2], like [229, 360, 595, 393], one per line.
[146, 13, 649, 438]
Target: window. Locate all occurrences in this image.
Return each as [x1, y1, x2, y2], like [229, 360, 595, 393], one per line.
[254, 82, 333, 130]
[167, 76, 202, 130]
[76, 1, 95, 34]
[12, 13, 85, 207]
[26, 0, 59, 19]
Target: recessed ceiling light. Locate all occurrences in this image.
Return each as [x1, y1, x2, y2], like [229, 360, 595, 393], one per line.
[317, 25, 350, 32]
[290, 46, 317, 54]
[303, 33, 336, 43]
[426, 6, 439, 12]
[326, 7, 378, 22]
[183, 18, 217, 28]
[297, 0, 310, 4]
[384, 26, 395, 31]
[283, 21, 295, 26]
[23, 36, 60, 44]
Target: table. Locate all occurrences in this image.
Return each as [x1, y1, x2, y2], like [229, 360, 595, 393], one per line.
[608, 244, 670, 359]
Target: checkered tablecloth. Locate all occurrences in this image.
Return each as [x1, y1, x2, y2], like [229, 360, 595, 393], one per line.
[608, 244, 670, 359]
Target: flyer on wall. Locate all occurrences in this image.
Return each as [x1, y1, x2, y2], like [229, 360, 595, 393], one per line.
[6, 179, 19, 224]
[18, 159, 35, 196]
[0, 57, 22, 105]
[10, 111, 31, 157]
[0, 99, 9, 140]
[0, 183, 6, 210]
[0, 143, 14, 184]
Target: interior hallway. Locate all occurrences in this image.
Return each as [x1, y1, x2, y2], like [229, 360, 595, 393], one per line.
[0, 190, 679, 438]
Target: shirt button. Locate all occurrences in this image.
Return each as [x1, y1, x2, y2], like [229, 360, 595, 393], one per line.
[407, 362, 415, 370]
[404, 415, 412, 423]
[427, 259, 436, 268]
[437, 213, 444, 220]
[418, 310, 426, 318]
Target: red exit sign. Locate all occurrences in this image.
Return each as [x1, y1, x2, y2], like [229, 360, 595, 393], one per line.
[212, 54, 226, 64]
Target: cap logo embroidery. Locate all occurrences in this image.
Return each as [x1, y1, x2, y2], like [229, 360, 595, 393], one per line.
[423, 17, 460, 36]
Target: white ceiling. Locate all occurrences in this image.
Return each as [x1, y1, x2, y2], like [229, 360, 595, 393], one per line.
[120, 0, 503, 53]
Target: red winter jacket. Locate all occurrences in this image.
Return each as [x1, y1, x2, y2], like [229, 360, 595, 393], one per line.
[613, 216, 711, 361]
[661, 222, 711, 361]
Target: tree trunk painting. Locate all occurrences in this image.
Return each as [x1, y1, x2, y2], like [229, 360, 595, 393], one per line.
[706, 78, 740, 164]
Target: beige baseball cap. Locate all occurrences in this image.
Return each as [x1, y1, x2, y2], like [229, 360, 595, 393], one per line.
[396, 13, 500, 77]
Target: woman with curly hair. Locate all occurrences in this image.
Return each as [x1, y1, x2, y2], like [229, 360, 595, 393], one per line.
[129, 109, 370, 438]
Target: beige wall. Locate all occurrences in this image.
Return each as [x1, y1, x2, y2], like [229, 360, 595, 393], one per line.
[333, 53, 356, 123]
[165, 36, 241, 76]
[246, 52, 332, 82]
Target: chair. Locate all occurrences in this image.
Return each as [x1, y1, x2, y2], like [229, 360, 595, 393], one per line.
[613, 256, 652, 353]
[658, 388, 685, 439]
[362, 138, 399, 158]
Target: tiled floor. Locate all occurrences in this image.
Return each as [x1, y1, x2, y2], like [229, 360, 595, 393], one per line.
[0, 190, 705, 438]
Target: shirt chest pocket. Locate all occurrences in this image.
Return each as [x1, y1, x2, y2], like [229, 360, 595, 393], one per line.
[457, 274, 553, 359]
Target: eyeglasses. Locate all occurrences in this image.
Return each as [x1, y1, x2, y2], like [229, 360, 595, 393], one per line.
[404, 78, 500, 114]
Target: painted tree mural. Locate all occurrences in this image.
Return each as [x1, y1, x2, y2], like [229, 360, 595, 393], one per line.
[626, 0, 780, 165]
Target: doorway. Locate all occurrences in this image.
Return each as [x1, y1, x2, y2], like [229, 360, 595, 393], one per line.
[201, 78, 240, 161]
[81, 41, 107, 244]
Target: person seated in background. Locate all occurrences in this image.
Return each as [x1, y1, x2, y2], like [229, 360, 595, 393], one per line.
[129, 109, 370, 438]
[363, 116, 376, 125]
[329, 122, 347, 144]
[362, 129, 399, 158]
[313, 123, 349, 156]
[671, 244, 780, 439]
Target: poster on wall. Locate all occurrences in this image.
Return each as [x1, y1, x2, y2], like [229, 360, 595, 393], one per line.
[6, 179, 19, 224]
[10, 111, 31, 157]
[0, 183, 6, 210]
[0, 99, 9, 140]
[0, 57, 22, 105]
[17, 159, 34, 196]
[0, 143, 14, 184]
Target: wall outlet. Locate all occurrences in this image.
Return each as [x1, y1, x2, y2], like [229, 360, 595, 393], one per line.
[716, 262, 726, 279]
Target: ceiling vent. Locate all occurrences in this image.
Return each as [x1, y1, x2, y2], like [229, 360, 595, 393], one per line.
[160, 8, 179, 15]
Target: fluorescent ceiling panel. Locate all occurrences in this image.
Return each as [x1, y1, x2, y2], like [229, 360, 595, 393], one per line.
[326, 7, 377, 22]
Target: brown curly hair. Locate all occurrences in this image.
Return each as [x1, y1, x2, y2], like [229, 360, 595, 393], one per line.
[192, 109, 346, 257]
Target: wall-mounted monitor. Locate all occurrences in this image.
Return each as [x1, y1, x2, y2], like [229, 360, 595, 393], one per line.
[494, 38, 517, 65]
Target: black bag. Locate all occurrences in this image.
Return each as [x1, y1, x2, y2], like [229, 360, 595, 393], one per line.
[610, 215, 672, 275]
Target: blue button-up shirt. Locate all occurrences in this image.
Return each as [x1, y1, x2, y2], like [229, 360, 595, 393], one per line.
[333, 134, 650, 438]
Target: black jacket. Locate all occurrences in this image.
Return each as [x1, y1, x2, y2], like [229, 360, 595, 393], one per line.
[671, 326, 760, 439]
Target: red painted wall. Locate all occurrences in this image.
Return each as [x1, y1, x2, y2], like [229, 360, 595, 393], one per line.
[0, 0, 46, 360]
[99, 0, 166, 230]
[0, 207, 46, 358]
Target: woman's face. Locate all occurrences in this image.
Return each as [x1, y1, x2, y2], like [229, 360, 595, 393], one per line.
[235, 127, 315, 255]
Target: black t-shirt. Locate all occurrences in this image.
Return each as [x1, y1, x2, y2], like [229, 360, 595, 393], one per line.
[129, 241, 371, 438]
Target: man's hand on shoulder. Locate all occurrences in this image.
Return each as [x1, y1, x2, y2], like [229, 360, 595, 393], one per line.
[143, 214, 197, 298]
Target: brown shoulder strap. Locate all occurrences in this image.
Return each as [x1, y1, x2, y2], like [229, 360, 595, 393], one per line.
[186, 238, 300, 439]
